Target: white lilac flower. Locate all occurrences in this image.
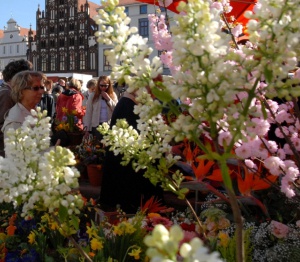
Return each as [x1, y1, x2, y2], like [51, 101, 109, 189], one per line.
[0, 108, 82, 218]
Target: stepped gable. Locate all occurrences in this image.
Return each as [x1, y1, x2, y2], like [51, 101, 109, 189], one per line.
[78, 0, 101, 17]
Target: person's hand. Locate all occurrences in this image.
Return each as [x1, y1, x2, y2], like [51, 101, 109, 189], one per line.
[55, 139, 61, 147]
[101, 91, 110, 101]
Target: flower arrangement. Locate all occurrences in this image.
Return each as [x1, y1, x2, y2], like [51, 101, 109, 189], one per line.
[73, 135, 106, 166]
[55, 107, 80, 133]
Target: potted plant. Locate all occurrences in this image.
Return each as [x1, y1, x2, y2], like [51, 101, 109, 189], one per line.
[54, 107, 85, 146]
[74, 135, 106, 186]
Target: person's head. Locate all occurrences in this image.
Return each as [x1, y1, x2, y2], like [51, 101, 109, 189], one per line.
[86, 79, 97, 93]
[93, 75, 113, 103]
[2, 59, 33, 83]
[67, 78, 81, 91]
[53, 85, 63, 95]
[45, 79, 53, 93]
[11, 71, 45, 108]
[58, 79, 66, 87]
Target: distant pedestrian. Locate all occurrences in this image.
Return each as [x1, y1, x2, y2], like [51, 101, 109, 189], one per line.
[38, 79, 55, 120]
[84, 75, 118, 139]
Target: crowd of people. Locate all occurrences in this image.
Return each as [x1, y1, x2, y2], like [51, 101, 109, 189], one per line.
[0, 58, 162, 213]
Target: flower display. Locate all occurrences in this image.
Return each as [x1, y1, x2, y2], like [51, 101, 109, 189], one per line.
[73, 135, 106, 166]
[2, 0, 300, 261]
[0, 108, 83, 219]
[93, 0, 300, 260]
[55, 107, 81, 132]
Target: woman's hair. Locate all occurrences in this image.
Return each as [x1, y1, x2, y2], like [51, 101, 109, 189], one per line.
[11, 71, 44, 102]
[68, 78, 81, 91]
[45, 79, 53, 92]
[86, 79, 97, 89]
[93, 75, 114, 103]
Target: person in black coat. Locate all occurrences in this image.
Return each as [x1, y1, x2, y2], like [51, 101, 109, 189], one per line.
[99, 91, 164, 214]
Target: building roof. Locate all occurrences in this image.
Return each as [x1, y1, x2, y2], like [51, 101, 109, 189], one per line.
[118, 0, 141, 5]
[78, 0, 101, 17]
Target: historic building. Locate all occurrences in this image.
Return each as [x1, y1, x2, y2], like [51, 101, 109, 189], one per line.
[0, 18, 32, 73]
[28, 0, 100, 77]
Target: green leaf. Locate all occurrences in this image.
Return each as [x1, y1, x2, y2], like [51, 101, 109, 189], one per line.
[151, 86, 173, 103]
[70, 214, 80, 231]
[58, 205, 68, 222]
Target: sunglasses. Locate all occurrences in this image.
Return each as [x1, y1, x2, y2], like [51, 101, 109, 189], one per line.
[25, 86, 45, 91]
[99, 84, 109, 88]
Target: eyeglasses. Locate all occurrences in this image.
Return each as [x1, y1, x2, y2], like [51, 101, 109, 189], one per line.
[99, 84, 109, 88]
[25, 86, 45, 91]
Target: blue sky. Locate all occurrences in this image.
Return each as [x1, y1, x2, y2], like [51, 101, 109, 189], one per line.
[0, 1, 45, 30]
[0, 0, 100, 31]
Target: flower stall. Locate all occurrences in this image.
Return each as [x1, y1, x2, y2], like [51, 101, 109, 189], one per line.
[1, 0, 300, 261]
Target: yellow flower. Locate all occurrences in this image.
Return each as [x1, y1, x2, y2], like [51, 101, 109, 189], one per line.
[86, 225, 96, 238]
[218, 231, 230, 247]
[90, 238, 103, 251]
[71, 109, 77, 115]
[128, 247, 142, 260]
[49, 221, 59, 230]
[62, 107, 69, 113]
[113, 221, 136, 236]
[39, 225, 46, 233]
[41, 213, 50, 223]
[28, 231, 36, 244]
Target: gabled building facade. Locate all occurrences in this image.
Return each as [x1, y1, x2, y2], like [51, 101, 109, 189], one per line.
[0, 18, 32, 73]
[28, 0, 100, 77]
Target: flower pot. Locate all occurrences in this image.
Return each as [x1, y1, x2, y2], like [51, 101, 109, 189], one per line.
[68, 132, 84, 146]
[87, 164, 103, 187]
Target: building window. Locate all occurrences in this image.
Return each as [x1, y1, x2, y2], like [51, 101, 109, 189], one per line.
[90, 51, 96, 70]
[59, 38, 65, 47]
[50, 25, 55, 33]
[10, 46, 12, 54]
[59, 24, 64, 32]
[16, 45, 19, 53]
[140, 5, 147, 14]
[70, 51, 75, 70]
[79, 49, 85, 70]
[59, 10, 64, 18]
[69, 37, 74, 46]
[59, 52, 65, 70]
[50, 53, 56, 71]
[138, 18, 149, 38]
[41, 40, 46, 48]
[59, 0, 64, 5]
[50, 10, 55, 19]
[103, 49, 112, 71]
[70, 6, 74, 16]
[79, 36, 84, 45]
[41, 54, 47, 71]
[3, 46, 5, 54]
[69, 23, 74, 31]
[124, 6, 129, 16]
[50, 39, 55, 48]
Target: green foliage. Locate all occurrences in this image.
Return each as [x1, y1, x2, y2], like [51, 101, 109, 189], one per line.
[216, 228, 253, 262]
